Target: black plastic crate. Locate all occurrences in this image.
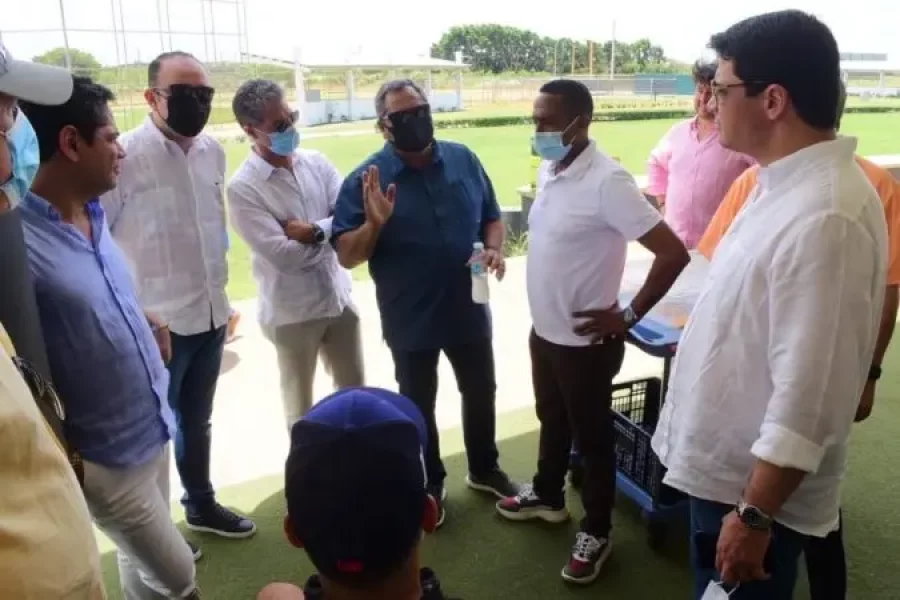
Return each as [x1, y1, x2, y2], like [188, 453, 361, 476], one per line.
[611, 377, 683, 507]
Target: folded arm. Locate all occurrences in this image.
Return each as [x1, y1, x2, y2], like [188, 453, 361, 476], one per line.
[228, 183, 328, 273]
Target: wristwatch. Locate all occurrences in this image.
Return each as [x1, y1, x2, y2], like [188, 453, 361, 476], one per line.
[622, 305, 638, 329]
[869, 364, 882, 381]
[311, 224, 326, 244]
[735, 500, 773, 531]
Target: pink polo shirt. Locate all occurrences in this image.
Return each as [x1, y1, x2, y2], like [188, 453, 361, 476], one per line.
[646, 118, 754, 248]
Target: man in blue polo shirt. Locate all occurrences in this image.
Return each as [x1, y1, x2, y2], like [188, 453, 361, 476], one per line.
[331, 79, 517, 524]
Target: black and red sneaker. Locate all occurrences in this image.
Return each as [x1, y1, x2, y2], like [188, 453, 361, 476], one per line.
[495, 485, 569, 523]
[561, 532, 611, 585]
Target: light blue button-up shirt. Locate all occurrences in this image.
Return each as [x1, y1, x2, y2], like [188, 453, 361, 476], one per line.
[19, 191, 174, 468]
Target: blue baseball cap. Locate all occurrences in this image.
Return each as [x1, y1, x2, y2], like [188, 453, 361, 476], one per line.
[286, 387, 428, 585]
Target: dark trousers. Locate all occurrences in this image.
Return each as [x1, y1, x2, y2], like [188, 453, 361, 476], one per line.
[167, 325, 226, 512]
[529, 330, 625, 537]
[390, 337, 499, 489]
[805, 511, 846, 600]
[690, 497, 808, 600]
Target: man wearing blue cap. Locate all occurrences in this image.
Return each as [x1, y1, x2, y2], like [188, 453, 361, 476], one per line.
[258, 387, 459, 600]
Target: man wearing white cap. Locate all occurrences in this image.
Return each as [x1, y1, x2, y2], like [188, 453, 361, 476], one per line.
[0, 42, 107, 599]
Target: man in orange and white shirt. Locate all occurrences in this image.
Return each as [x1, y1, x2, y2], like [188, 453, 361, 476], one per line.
[696, 82, 898, 600]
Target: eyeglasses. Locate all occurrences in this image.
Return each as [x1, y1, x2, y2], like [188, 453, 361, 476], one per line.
[710, 80, 769, 99]
[271, 109, 300, 133]
[153, 84, 216, 104]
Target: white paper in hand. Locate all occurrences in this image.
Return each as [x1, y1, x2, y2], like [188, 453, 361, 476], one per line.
[701, 580, 738, 599]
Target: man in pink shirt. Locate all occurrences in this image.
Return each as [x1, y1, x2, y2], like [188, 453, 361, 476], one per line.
[646, 60, 754, 248]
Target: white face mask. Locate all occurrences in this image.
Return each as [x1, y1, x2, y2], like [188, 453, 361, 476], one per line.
[701, 581, 739, 600]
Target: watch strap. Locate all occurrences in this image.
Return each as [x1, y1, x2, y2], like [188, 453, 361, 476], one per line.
[736, 500, 773, 531]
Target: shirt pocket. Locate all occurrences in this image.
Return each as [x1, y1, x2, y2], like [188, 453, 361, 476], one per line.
[445, 179, 482, 241]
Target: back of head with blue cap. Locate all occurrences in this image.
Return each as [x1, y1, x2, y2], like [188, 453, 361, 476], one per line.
[284, 387, 438, 590]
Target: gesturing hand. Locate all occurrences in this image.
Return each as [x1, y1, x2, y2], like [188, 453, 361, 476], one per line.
[362, 165, 396, 227]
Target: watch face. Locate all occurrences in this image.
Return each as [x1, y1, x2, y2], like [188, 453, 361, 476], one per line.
[739, 506, 771, 530]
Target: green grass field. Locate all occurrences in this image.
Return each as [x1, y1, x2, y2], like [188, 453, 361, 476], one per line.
[223, 112, 900, 301]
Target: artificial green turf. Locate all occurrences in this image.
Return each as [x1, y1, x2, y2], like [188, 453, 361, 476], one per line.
[223, 113, 900, 301]
[99, 339, 900, 599]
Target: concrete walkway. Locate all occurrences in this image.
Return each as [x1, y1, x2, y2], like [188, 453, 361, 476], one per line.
[170, 253, 663, 499]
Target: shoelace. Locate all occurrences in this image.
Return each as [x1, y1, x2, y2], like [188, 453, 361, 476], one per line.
[515, 484, 540, 503]
[572, 532, 602, 561]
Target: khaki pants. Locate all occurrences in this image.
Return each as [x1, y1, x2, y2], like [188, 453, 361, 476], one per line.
[262, 307, 365, 429]
[82, 445, 197, 599]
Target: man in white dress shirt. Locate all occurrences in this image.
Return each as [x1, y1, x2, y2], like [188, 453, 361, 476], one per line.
[101, 51, 255, 539]
[650, 11, 888, 600]
[227, 79, 364, 429]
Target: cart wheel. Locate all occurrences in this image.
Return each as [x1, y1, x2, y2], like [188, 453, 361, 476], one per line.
[646, 520, 667, 550]
[568, 465, 584, 490]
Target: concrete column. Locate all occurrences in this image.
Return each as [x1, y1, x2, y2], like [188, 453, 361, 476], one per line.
[346, 69, 355, 121]
[426, 71, 433, 99]
[455, 71, 464, 110]
[293, 48, 308, 126]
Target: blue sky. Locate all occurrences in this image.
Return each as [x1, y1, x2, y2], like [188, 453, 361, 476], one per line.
[2, 0, 898, 67]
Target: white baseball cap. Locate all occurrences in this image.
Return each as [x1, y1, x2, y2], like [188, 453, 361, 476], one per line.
[0, 42, 73, 105]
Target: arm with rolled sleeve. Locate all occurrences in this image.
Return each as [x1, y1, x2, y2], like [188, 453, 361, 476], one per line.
[227, 180, 328, 273]
[646, 125, 674, 203]
[752, 213, 884, 474]
[471, 153, 504, 249]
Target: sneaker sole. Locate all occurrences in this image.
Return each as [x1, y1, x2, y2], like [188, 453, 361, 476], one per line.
[495, 504, 570, 524]
[185, 522, 258, 539]
[465, 475, 517, 499]
[560, 543, 612, 585]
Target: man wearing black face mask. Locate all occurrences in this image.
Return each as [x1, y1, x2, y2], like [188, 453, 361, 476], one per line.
[331, 79, 519, 527]
[100, 51, 256, 543]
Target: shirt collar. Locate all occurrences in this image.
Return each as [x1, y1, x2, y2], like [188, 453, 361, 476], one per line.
[140, 115, 207, 153]
[549, 139, 598, 180]
[758, 136, 858, 190]
[379, 141, 444, 179]
[22, 190, 103, 222]
[247, 150, 280, 179]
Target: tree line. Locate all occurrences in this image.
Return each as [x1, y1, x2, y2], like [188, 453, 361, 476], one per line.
[431, 24, 682, 75]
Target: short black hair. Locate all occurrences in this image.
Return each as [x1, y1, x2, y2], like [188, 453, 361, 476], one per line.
[709, 10, 841, 130]
[19, 75, 115, 163]
[692, 60, 717, 86]
[538, 79, 594, 120]
[148, 51, 200, 88]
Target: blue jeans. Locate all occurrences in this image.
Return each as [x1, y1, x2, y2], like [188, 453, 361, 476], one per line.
[167, 326, 226, 512]
[690, 497, 808, 600]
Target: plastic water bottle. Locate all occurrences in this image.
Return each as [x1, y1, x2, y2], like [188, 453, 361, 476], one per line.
[470, 242, 490, 304]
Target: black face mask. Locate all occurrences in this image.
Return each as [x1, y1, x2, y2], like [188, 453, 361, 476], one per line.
[163, 84, 214, 138]
[388, 104, 434, 153]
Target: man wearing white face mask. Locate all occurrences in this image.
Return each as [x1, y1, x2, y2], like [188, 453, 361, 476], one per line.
[227, 79, 364, 431]
[497, 79, 688, 585]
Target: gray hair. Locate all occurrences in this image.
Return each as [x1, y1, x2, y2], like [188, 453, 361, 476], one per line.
[374, 79, 426, 122]
[232, 79, 284, 127]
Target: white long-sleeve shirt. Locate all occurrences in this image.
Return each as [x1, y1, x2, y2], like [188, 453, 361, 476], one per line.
[226, 149, 353, 328]
[651, 137, 888, 537]
[100, 118, 229, 336]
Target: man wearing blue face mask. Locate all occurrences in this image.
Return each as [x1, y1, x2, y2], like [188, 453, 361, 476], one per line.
[0, 110, 39, 210]
[227, 79, 364, 431]
[496, 79, 688, 585]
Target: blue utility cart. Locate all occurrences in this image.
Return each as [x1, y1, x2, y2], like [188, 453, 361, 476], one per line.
[570, 250, 709, 549]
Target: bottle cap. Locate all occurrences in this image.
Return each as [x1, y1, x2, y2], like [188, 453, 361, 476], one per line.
[473, 242, 484, 249]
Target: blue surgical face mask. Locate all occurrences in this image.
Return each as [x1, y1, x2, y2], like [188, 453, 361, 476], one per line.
[267, 127, 300, 157]
[531, 118, 578, 162]
[5, 110, 40, 205]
